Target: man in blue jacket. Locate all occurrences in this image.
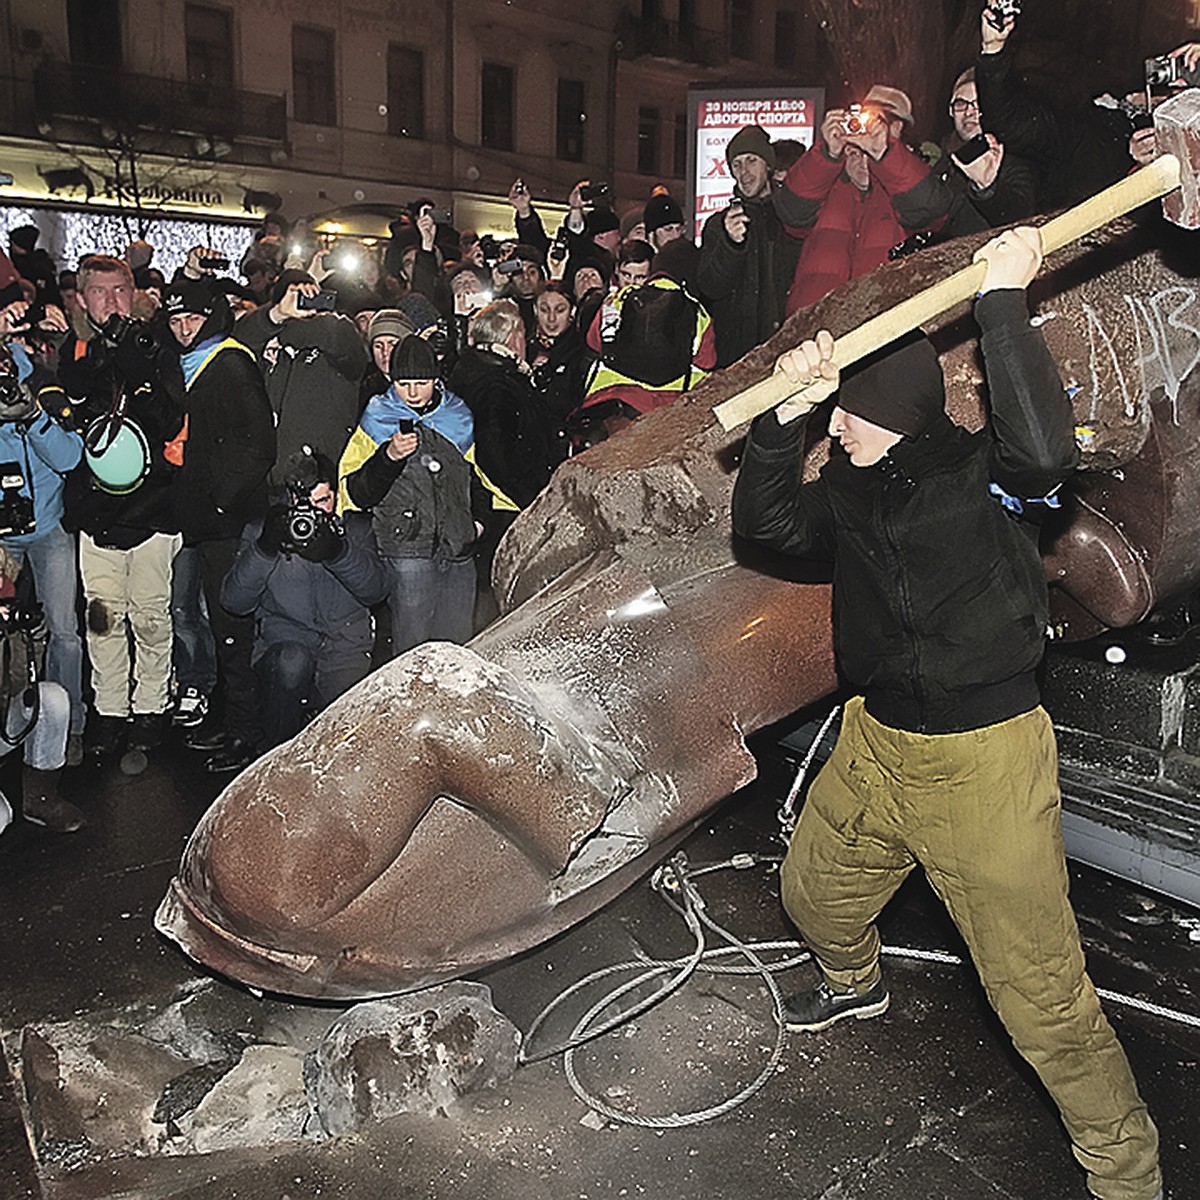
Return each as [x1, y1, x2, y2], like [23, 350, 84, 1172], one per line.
[0, 335, 84, 765]
[732, 228, 1160, 1200]
[221, 449, 386, 750]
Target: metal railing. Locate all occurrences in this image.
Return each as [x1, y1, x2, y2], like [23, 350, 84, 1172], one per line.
[33, 60, 287, 144]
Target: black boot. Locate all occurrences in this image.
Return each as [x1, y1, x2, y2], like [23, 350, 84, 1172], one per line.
[88, 714, 127, 765]
[22, 767, 86, 834]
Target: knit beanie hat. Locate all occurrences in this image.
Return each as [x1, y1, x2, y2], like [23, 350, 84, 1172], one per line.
[397, 292, 441, 333]
[586, 206, 621, 237]
[725, 125, 777, 170]
[619, 208, 645, 239]
[367, 308, 416, 344]
[644, 192, 684, 235]
[389, 334, 439, 381]
[8, 225, 39, 253]
[837, 333, 944, 438]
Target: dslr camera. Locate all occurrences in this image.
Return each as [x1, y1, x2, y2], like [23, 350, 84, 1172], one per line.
[0, 374, 37, 425]
[0, 462, 35, 537]
[99, 312, 155, 353]
[284, 487, 341, 553]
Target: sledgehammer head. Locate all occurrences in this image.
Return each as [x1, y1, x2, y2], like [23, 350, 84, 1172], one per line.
[1156, 89, 1200, 228]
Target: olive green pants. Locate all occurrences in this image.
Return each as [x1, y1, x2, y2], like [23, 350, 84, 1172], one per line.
[781, 697, 1161, 1200]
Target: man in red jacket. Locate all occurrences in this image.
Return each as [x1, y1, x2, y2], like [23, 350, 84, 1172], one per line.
[775, 86, 955, 314]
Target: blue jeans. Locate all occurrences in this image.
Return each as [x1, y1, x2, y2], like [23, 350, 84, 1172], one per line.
[1, 681, 69, 769]
[384, 556, 475, 657]
[5, 525, 84, 736]
[171, 544, 217, 695]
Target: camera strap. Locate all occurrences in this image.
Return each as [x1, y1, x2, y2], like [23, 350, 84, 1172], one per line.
[84, 384, 152, 495]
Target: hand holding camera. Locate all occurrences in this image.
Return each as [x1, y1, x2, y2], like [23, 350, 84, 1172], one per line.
[724, 201, 750, 244]
[508, 178, 533, 218]
[981, 1, 1018, 52]
[257, 504, 291, 557]
[953, 132, 1004, 188]
[416, 206, 438, 252]
[841, 106, 889, 161]
[185, 245, 227, 279]
[274, 281, 327, 321]
[386, 425, 419, 462]
[821, 109, 849, 157]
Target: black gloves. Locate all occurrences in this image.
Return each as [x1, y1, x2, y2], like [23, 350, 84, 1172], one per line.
[296, 516, 343, 563]
[257, 505, 290, 556]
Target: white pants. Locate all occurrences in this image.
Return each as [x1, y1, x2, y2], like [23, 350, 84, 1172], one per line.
[79, 531, 181, 717]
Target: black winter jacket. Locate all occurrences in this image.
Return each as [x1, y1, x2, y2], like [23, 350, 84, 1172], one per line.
[221, 510, 386, 676]
[732, 290, 1078, 734]
[696, 190, 802, 368]
[234, 307, 369, 483]
[975, 43, 1132, 211]
[168, 342, 276, 543]
[447, 348, 554, 510]
[58, 328, 185, 548]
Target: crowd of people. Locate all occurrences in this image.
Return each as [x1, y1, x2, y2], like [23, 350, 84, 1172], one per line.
[0, 5, 1194, 842]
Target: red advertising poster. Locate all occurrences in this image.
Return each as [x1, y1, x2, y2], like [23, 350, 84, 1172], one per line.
[687, 87, 824, 241]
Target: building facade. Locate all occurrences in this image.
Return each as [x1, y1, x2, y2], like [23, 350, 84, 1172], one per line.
[0, 0, 819, 262]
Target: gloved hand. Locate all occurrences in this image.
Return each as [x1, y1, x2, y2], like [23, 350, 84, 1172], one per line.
[297, 515, 343, 563]
[257, 505, 290, 556]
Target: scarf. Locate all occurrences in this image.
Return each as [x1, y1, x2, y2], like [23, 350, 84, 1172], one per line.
[359, 381, 474, 457]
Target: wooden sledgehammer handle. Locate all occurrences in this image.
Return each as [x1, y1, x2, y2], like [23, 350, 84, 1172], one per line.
[713, 152, 1183, 433]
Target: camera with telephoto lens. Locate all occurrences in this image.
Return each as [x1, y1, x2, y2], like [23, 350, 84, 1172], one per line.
[984, 0, 1021, 31]
[0, 462, 35, 537]
[1145, 54, 1200, 90]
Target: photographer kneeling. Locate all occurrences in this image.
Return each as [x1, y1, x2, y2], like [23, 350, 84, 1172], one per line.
[220, 449, 387, 752]
[0, 547, 84, 835]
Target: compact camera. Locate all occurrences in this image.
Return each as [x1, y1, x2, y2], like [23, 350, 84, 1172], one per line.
[841, 105, 876, 136]
[1145, 55, 1200, 90]
[0, 462, 35, 537]
[580, 182, 611, 203]
[495, 258, 525, 277]
[548, 228, 570, 263]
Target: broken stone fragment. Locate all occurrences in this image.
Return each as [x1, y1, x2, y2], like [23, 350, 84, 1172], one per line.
[186, 1044, 309, 1153]
[306, 982, 520, 1135]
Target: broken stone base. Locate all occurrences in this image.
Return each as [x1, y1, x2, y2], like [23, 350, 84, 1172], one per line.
[306, 981, 521, 1136]
[4, 976, 518, 1177]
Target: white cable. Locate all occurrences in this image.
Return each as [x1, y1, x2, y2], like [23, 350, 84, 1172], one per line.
[519, 856, 1200, 1130]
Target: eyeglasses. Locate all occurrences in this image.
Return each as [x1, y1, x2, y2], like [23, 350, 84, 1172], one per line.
[949, 98, 980, 114]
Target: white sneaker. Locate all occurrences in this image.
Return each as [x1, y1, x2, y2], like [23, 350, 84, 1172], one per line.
[173, 687, 209, 728]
